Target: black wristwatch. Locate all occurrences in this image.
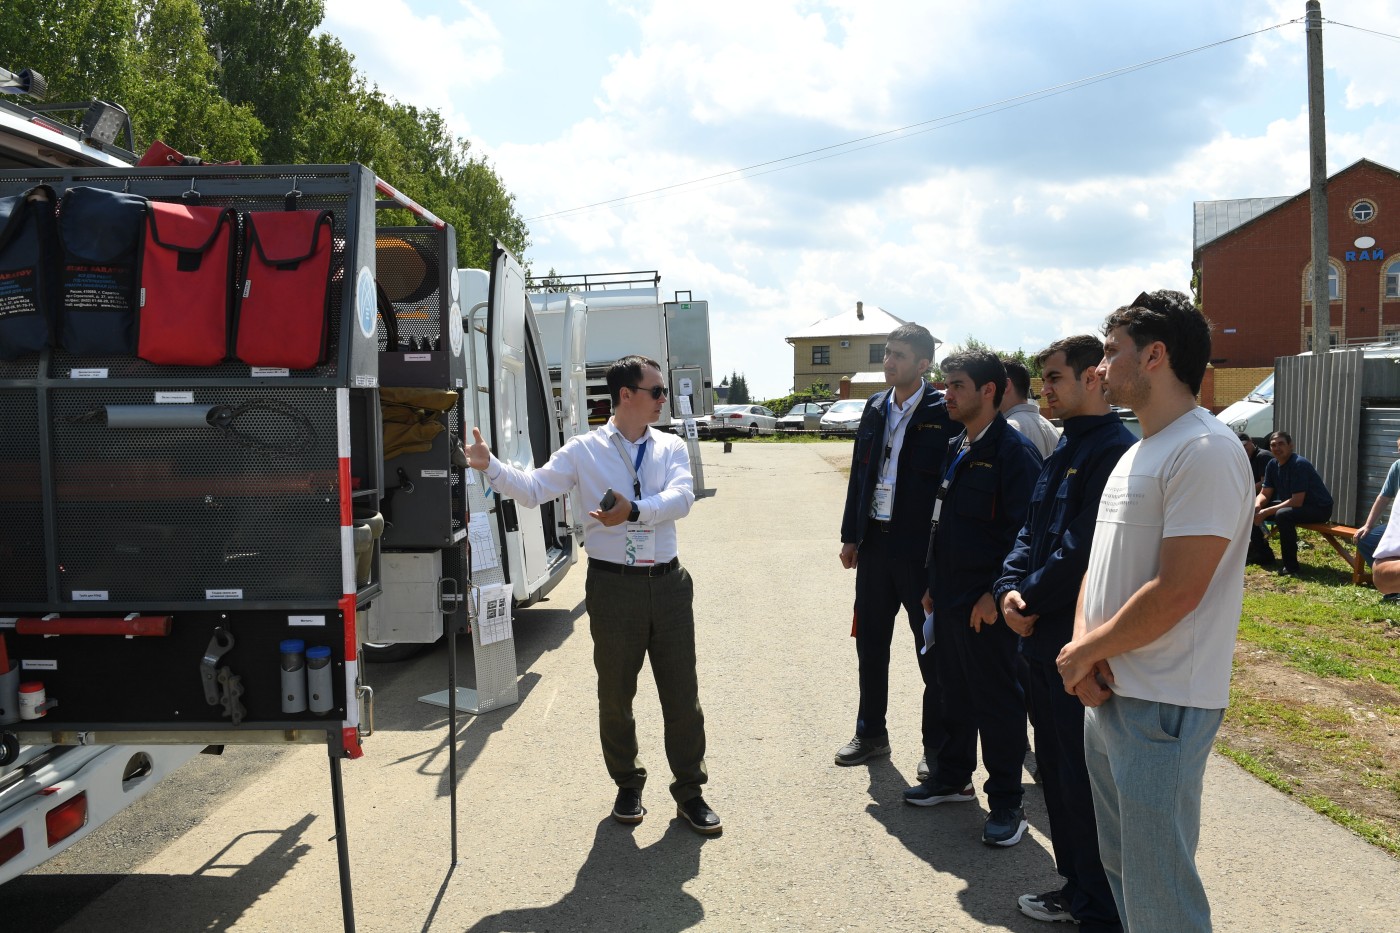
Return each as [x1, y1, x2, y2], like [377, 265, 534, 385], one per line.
[628, 501, 641, 522]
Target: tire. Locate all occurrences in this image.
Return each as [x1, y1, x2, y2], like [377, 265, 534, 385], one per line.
[361, 641, 430, 663]
[747, 423, 758, 437]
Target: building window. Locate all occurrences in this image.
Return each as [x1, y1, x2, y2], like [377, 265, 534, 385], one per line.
[812, 345, 831, 365]
[1305, 262, 1340, 301]
[1301, 327, 1342, 351]
[869, 343, 884, 364]
[1351, 199, 1377, 223]
[1386, 258, 1400, 299]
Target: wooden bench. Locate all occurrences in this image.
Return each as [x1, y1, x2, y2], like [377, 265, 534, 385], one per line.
[1299, 522, 1371, 585]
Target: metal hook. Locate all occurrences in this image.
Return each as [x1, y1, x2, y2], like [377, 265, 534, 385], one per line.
[286, 176, 302, 200]
[122, 177, 130, 193]
[183, 176, 199, 199]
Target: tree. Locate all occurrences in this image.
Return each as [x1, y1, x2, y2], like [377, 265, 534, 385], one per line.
[728, 372, 751, 404]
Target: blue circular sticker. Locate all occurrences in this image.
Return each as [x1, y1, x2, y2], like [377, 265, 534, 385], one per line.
[356, 267, 376, 339]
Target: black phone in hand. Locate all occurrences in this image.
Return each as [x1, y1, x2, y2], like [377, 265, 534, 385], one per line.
[599, 490, 617, 510]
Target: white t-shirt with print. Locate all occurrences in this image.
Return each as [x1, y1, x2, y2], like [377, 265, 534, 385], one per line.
[1082, 407, 1253, 709]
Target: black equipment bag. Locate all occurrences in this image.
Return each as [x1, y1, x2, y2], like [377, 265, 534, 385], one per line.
[58, 186, 147, 356]
[0, 185, 58, 360]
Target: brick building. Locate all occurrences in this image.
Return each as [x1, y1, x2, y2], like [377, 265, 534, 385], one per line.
[1194, 158, 1400, 368]
[784, 301, 941, 398]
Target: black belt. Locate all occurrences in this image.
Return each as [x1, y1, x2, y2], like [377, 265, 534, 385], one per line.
[588, 556, 681, 577]
[869, 520, 893, 532]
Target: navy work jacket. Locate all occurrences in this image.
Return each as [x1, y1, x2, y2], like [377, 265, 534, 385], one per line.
[993, 412, 1137, 661]
[927, 412, 1041, 612]
[1262, 452, 1334, 513]
[840, 383, 952, 547]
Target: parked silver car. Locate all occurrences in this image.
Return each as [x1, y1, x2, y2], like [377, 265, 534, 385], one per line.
[777, 402, 826, 432]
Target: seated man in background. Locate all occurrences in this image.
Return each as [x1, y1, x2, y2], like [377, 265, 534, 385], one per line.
[1239, 432, 1271, 493]
[1354, 436, 1400, 570]
[1372, 518, 1400, 596]
[1251, 431, 1333, 577]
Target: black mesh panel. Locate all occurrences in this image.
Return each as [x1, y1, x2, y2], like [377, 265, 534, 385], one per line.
[0, 389, 46, 600]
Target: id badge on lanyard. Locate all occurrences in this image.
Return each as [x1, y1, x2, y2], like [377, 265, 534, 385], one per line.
[612, 433, 655, 565]
[929, 446, 970, 534]
[872, 393, 912, 521]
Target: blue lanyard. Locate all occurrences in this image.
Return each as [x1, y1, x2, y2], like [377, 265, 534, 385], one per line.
[943, 446, 970, 485]
[634, 441, 647, 474]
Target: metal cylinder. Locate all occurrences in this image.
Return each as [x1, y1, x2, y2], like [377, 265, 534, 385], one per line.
[103, 404, 215, 429]
[307, 645, 333, 714]
[280, 639, 307, 714]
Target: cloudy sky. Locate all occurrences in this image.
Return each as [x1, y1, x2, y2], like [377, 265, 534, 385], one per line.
[322, 0, 1400, 399]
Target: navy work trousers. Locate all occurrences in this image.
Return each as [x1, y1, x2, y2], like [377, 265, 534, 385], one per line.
[853, 526, 944, 755]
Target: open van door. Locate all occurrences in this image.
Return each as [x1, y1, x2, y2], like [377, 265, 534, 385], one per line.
[487, 243, 573, 606]
[559, 294, 589, 441]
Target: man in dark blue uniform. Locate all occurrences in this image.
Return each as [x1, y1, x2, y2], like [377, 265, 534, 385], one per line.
[908, 349, 1040, 848]
[995, 335, 1135, 929]
[1251, 430, 1334, 576]
[836, 323, 952, 778]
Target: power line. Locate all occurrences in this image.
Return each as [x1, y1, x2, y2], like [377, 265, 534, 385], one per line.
[526, 19, 1299, 223]
[1326, 20, 1400, 43]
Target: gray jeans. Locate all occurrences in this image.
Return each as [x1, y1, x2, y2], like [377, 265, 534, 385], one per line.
[1084, 694, 1223, 933]
[585, 564, 708, 803]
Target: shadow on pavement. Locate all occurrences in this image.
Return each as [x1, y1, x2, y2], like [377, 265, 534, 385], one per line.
[459, 818, 707, 933]
[0, 814, 316, 933]
[862, 757, 1056, 931]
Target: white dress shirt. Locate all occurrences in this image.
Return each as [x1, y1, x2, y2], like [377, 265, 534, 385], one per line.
[483, 420, 694, 564]
[1004, 402, 1061, 459]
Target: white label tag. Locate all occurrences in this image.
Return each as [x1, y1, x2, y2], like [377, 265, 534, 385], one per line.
[70, 368, 108, 379]
[242, 280, 251, 298]
[404, 353, 432, 362]
[354, 374, 377, 387]
[421, 469, 448, 478]
[205, 588, 243, 600]
[22, 659, 58, 671]
[155, 391, 194, 404]
[140, 286, 146, 308]
[72, 590, 108, 600]
[250, 367, 289, 377]
[456, 378, 464, 388]
[289, 615, 326, 627]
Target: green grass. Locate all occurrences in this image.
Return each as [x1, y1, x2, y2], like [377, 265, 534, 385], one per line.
[1239, 532, 1400, 686]
[1216, 744, 1400, 857]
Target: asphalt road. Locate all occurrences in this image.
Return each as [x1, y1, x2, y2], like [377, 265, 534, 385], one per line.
[4, 441, 1399, 932]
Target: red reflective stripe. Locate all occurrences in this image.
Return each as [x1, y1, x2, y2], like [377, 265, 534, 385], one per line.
[338, 458, 352, 526]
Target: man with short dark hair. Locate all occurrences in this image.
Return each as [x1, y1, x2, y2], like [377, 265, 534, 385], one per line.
[908, 349, 1040, 848]
[465, 354, 721, 835]
[1001, 358, 1060, 459]
[996, 334, 1133, 929]
[1251, 430, 1333, 576]
[836, 323, 952, 780]
[1057, 290, 1253, 931]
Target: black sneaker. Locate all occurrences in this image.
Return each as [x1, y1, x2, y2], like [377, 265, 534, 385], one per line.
[1381, 592, 1400, 604]
[835, 734, 890, 766]
[1017, 890, 1076, 923]
[903, 781, 975, 807]
[676, 796, 722, 835]
[612, 788, 644, 824]
[982, 806, 1028, 847]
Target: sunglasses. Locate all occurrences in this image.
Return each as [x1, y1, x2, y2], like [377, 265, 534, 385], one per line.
[627, 385, 669, 400]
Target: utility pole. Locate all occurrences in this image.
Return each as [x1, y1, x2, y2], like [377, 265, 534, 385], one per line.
[1306, 0, 1330, 352]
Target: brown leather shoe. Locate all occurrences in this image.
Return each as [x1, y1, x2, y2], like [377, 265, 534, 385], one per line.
[676, 796, 722, 835]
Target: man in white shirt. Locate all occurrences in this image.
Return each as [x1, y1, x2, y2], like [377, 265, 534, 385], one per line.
[465, 355, 719, 835]
[1057, 290, 1253, 932]
[1000, 358, 1060, 460]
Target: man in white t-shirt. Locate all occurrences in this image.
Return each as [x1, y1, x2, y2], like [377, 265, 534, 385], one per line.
[1056, 290, 1253, 932]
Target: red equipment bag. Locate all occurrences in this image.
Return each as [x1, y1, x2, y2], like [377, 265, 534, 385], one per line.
[235, 210, 334, 369]
[137, 201, 237, 365]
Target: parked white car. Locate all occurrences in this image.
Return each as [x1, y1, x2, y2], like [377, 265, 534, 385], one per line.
[703, 404, 778, 438]
[819, 399, 866, 437]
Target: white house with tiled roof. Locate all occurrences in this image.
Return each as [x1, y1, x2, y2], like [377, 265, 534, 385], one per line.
[785, 301, 938, 398]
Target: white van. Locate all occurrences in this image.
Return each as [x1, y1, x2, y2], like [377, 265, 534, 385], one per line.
[1216, 372, 1274, 440]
